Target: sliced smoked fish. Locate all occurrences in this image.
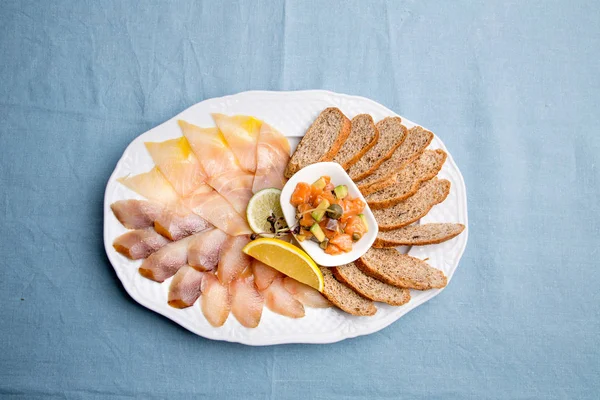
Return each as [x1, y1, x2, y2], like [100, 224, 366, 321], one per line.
[211, 113, 262, 173]
[179, 120, 254, 215]
[188, 229, 229, 271]
[138, 235, 195, 283]
[112, 228, 170, 260]
[110, 199, 165, 229]
[252, 122, 290, 193]
[251, 260, 282, 291]
[145, 137, 207, 197]
[182, 184, 251, 236]
[200, 272, 230, 327]
[118, 167, 182, 209]
[216, 235, 252, 285]
[117, 169, 212, 239]
[230, 268, 264, 328]
[168, 265, 204, 308]
[262, 277, 305, 318]
[282, 277, 332, 308]
[153, 209, 211, 241]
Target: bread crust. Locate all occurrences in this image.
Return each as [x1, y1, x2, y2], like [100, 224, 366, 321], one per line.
[332, 264, 411, 306]
[367, 150, 447, 209]
[356, 249, 448, 290]
[375, 179, 451, 231]
[350, 119, 407, 181]
[320, 267, 377, 316]
[338, 115, 380, 170]
[284, 107, 351, 178]
[357, 128, 434, 195]
[373, 223, 465, 248]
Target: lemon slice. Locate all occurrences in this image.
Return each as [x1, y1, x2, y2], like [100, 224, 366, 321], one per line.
[246, 188, 285, 234]
[243, 238, 324, 292]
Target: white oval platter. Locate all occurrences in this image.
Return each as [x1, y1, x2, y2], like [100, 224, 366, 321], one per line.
[103, 90, 469, 346]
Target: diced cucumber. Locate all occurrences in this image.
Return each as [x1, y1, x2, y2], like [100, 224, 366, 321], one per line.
[311, 199, 330, 222]
[334, 185, 348, 199]
[358, 213, 368, 232]
[312, 177, 327, 190]
[310, 223, 326, 242]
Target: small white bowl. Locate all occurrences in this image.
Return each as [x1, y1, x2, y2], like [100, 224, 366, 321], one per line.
[280, 162, 379, 267]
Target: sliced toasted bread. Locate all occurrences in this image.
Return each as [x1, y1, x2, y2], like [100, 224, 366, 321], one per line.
[373, 223, 465, 248]
[365, 149, 447, 209]
[357, 126, 434, 195]
[332, 263, 411, 306]
[333, 114, 379, 169]
[373, 178, 451, 231]
[347, 117, 407, 181]
[284, 108, 351, 178]
[320, 267, 377, 316]
[356, 248, 447, 290]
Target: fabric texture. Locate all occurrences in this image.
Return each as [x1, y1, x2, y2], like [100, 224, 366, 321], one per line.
[1, 0, 598, 398]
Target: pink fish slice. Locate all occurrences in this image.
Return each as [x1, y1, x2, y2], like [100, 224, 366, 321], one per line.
[200, 272, 230, 327]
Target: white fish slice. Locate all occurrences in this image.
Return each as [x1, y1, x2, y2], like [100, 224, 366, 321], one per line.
[252, 122, 290, 193]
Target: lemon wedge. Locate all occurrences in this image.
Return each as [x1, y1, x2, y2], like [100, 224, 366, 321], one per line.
[243, 238, 324, 292]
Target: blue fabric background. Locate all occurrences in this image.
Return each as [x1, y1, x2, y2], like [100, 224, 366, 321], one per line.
[1, 1, 598, 398]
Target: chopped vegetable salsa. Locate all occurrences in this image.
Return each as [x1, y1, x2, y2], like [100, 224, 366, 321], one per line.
[290, 176, 367, 255]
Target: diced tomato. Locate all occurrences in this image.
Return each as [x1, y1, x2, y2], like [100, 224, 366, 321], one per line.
[291, 182, 311, 207]
[329, 234, 353, 253]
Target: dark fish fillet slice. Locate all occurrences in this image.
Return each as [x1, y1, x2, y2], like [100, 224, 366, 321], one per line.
[188, 229, 229, 271]
[111, 199, 165, 229]
[113, 228, 170, 259]
[138, 235, 195, 283]
[154, 211, 211, 241]
[168, 265, 204, 308]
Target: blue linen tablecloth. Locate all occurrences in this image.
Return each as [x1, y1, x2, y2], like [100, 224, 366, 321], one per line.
[1, 1, 599, 398]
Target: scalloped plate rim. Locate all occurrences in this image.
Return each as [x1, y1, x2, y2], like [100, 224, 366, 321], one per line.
[103, 90, 469, 346]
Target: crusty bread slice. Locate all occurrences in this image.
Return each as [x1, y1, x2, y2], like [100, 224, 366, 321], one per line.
[320, 267, 377, 316]
[373, 178, 451, 231]
[284, 108, 351, 178]
[365, 149, 447, 209]
[373, 223, 465, 248]
[356, 248, 447, 290]
[333, 114, 379, 169]
[347, 117, 407, 181]
[332, 263, 411, 306]
[357, 126, 434, 195]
